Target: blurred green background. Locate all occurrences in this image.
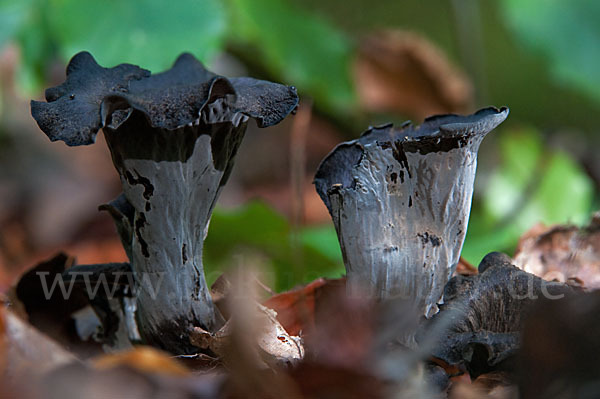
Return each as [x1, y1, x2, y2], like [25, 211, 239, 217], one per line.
[0, 0, 598, 292]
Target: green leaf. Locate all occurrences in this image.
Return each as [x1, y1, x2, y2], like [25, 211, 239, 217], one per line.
[500, 0, 600, 104]
[204, 202, 344, 291]
[299, 225, 342, 263]
[14, 0, 57, 96]
[460, 219, 518, 266]
[482, 128, 544, 224]
[46, 0, 227, 72]
[0, 0, 34, 50]
[462, 128, 594, 265]
[226, 0, 356, 114]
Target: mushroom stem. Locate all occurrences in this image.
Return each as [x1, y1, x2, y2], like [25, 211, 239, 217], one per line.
[102, 113, 249, 351]
[314, 107, 508, 319]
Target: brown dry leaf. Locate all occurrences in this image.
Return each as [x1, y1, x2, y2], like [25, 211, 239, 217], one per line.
[431, 356, 464, 380]
[513, 214, 600, 288]
[354, 30, 473, 119]
[3, 308, 76, 378]
[263, 277, 345, 336]
[304, 281, 375, 370]
[0, 306, 5, 375]
[92, 346, 190, 377]
[456, 256, 478, 276]
[255, 306, 304, 364]
[210, 273, 234, 320]
[282, 285, 389, 399]
[0, 263, 9, 298]
[190, 303, 304, 368]
[0, 220, 30, 280]
[288, 363, 386, 399]
[43, 357, 223, 399]
[449, 371, 517, 398]
[450, 377, 517, 399]
[471, 372, 517, 398]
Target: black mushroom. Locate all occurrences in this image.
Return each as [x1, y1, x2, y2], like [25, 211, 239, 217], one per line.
[519, 289, 600, 399]
[314, 107, 508, 319]
[31, 51, 298, 353]
[419, 252, 574, 378]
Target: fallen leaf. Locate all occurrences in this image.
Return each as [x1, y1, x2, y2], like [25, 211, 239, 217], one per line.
[43, 359, 223, 399]
[3, 308, 77, 378]
[450, 374, 517, 399]
[514, 213, 600, 288]
[354, 30, 473, 119]
[190, 303, 304, 368]
[263, 277, 345, 336]
[471, 371, 515, 394]
[456, 256, 478, 276]
[0, 307, 5, 375]
[210, 273, 233, 320]
[92, 346, 190, 376]
[288, 363, 386, 399]
[304, 282, 375, 370]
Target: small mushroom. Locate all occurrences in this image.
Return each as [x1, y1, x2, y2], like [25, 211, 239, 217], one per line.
[314, 107, 508, 318]
[31, 52, 298, 353]
[419, 252, 574, 378]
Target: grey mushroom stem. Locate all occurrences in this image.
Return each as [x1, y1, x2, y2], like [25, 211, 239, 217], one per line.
[31, 52, 298, 353]
[314, 107, 508, 319]
[102, 110, 249, 352]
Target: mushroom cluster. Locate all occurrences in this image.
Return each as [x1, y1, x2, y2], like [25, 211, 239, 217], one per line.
[31, 52, 298, 353]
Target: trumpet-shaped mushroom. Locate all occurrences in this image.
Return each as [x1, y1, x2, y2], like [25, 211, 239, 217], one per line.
[31, 52, 298, 353]
[314, 107, 508, 318]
